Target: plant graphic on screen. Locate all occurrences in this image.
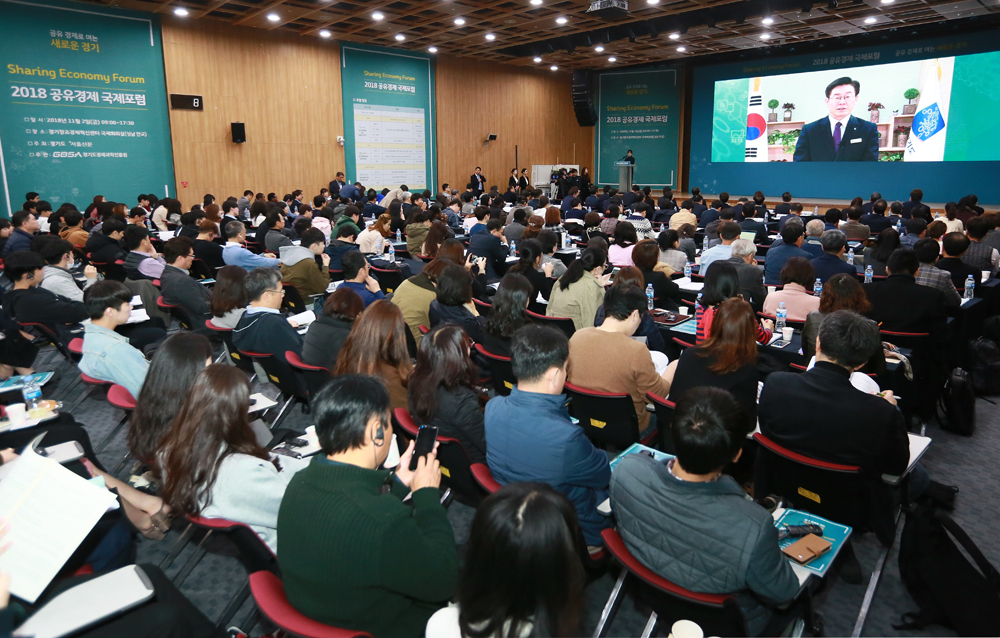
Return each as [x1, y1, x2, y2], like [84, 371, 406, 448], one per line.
[768, 99, 780, 122]
[868, 101, 885, 123]
[903, 88, 920, 114]
[782, 102, 796, 122]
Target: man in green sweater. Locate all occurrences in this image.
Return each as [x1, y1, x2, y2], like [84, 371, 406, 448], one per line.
[277, 374, 458, 637]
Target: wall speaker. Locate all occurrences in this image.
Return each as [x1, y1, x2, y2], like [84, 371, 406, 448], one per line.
[231, 122, 246, 144]
[571, 70, 597, 127]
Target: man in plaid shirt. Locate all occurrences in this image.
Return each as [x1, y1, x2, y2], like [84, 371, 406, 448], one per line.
[913, 238, 961, 309]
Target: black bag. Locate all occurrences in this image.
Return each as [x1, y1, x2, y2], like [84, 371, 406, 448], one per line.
[895, 503, 1000, 636]
[970, 337, 1000, 395]
[938, 367, 976, 436]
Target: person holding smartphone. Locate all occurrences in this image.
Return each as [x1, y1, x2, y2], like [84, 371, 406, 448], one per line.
[277, 375, 458, 637]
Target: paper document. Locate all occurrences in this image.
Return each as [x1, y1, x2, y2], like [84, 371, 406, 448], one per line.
[0, 441, 118, 603]
[287, 310, 316, 326]
[249, 393, 278, 413]
[882, 433, 931, 485]
[126, 308, 150, 324]
[156, 231, 175, 241]
[674, 277, 705, 291]
[326, 281, 343, 293]
[130, 295, 142, 306]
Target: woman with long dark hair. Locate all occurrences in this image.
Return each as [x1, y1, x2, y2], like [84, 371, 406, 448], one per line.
[422, 220, 451, 258]
[506, 238, 554, 314]
[801, 273, 872, 360]
[696, 261, 772, 344]
[609, 221, 638, 267]
[333, 300, 413, 409]
[657, 229, 687, 272]
[863, 228, 901, 276]
[210, 265, 249, 329]
[158, 365, 302, 552]
[425, 482, 585, 637]
[407, 324, 487, 464]
[387, 200, 407, 235]
[303, 287, 364, 369]
[481, 272, 532, 357]
[130, 332, 214, 464]
[428, 263, 485, 343]
[546, 246, 611, 331]
[631, 238, 681, 310]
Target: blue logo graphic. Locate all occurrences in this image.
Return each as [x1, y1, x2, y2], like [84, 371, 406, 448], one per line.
[913, 103, 945, 141]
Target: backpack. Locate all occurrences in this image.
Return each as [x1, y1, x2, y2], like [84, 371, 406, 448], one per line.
[937, 367, 975, 436]
[969, 337, 1000, 395]
[895, 502, 1000, 636]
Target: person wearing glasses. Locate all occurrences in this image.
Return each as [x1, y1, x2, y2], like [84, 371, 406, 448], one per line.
[232, 267, 304, 359]
[793, 77, 879, 162]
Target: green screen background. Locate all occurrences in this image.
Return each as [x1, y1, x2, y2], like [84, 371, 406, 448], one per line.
[945, 51, 1000, 162]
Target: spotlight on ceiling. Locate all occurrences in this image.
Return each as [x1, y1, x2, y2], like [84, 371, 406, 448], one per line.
[173, 6, 188, 15]
[454, 17, 466, 25]
[608, 56, 617, 61]
[676, 45, 687, 52]
[485, 33, 496, 40]
[372, 11, 384, 20]
[550, 65, 558, 70]
[556, 16, 568, 24]
[319, 29, 331, 37]
[533, 56, 542, 62]
[595, 45, 605, 52]
[760, 32, 771, 39]
[864, 16, 877, 23]
[428, 46, 438, 52]
[266, 12, 280, 21]
[395, 33, 405, 41]
[762, 16, 774, 24]
[669, 32, 680, 39]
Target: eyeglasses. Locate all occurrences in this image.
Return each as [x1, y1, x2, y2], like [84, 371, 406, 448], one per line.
[268, 287, 286, 296]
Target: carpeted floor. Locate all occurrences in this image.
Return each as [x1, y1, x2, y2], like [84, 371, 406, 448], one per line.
[38, 340, 1000, 637]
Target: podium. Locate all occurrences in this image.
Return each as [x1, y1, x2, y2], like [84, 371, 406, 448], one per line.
[614, 160, 634, 192]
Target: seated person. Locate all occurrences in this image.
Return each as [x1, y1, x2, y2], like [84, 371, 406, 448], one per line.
[762, 256, 821, 322]
[428, 263, 485, 343]
[277, 375, 457, 636]
[232, 267, 304, 359]
[611, 386, 799, 637]
[2, 210, 39, 257]
[128, 205, 157, 238]
[839, 205, 871, 241]
[40, 238, 99, 301]
[699, 220, 740, 271]
[58, 210, 90, 247]
[739, 202, 769, 244]
[332, 301, 413, 410]
[262, 210, 293, 253]
[864, 248, 947, 342]
[862, 228, 900, 277]
[467, 207, 489, 237]
[280, 228, 330, 298]
[900, 218, 927, 248]
[210, 265, 249, 329]
[390, 258, 448, 348]
[759, 310, 927, 498]
[810, 229, 855, 283]
[963, 216, 1000, 275]
[801, 220, 826, 258]
[763, 219, 810, 285]
[697, 261, 773, 345]
[324, 223, 361, 271]
[193, 221, 225, 270]
[913, 238, 961, 308]
[159, 364, 307, 552]
[80, 281, 150, 399]
[503, 239, 554, 315]
[160, 236, 213, 329]
[568, 284, 671, 438]
[546, 247, 612, 331]
[408, 324, 487, 464]
[85, 216, 128, 263]
[594, 267, 667, 354]
[339, 250, 387, 308]
[122, 225, 165, 281]
[632, 238, 682, 310]
[536, 229, 569, 279]
[485, 325, 611, 549]
[467, 218, 510, 283]
[936, 232, 983, 289]
[726, 238, 768, 312]
[222, 220, 280, 271]
[480, 272, 532, 358]
[302, 287, 363, 369]
[3, 250, 89, 342]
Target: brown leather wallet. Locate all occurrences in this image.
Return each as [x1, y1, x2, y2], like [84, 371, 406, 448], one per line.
[781, 534, 832, 564]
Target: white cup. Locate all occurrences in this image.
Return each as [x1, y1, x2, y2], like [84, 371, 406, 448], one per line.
[767, 286, 777, 294]
[782, 327, 794, 342]
[670, 620, 704, 638]
[5, 403, 26, 423]
[679, 306, 689, 316]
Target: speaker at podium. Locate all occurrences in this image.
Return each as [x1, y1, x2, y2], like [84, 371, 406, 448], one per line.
[613, 160, 634, 192]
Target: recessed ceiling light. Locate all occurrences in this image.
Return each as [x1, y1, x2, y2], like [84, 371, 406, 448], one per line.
[555, 16, 568, 24]
[647, 0, 660, 4]
[669, 32, 680, 40]
[608, 56, 617, 62]
[173, 6, 188, 15]
[676, 45, 686, 52]
[595, 45, 605, 52]
[864, 16, 877, 23]
[530, 0, 543, 4]
[266, 13, 280, 21]
[760, 33, 771, 39]
[395, 33, 405, 41]
[485, 33, 496, 40]
[428, 46, 438, 52]
[372, 11, 384, 20]
[762, 16, 774, 24]
[533, 56, 542, 62]
[881, 0, 894, 4]
[454, 17, 466, 25]
[319, 29, 331, 37]
[550, 65, 558, 70]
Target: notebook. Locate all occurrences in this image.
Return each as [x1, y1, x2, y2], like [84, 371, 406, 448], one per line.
[882, 433, 931, 485]
[773, 509, 852, 579]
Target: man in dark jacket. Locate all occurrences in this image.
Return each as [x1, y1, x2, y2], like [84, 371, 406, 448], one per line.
[810, 230, 856, 283]
[468, 219, 508, 281]
[324, 224, 360, 272]
[738, 202, 769, 244]
[160, 236, 212, 329]
[726, 240, 768, 312]
[861, 199, 897, 233]
[2, 211, 39, 258]
[85, 217, 127, 263]
[2, 250, 89, 342]
[864, 249, 948, 343]
[613, 387, 801, 636]
[485, 325, 611, 548]
[935, 232, 982, 289]
[764, 221, 811, 285]
[233, 267, 303, 359]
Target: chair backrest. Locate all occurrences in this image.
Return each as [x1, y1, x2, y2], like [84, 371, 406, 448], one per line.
[758, 312, 806, 330]
[879, 329, 930, 351]
[526, 309, 575, 339]
[392, 407, 420, 438]
[281, 283, 305, 313]
[473, 343, 515, 396]
[472, 298, 492, 317]
[394, 407, 483, 502]
[285, 351, 330, 403]
[470, 463, 501, 494]
[370, 266, 403, 294]
[249, 571, 371, 638]
[156, 296, 193, 330]
[189, 258, 214, 280]
[18, 321, 74, 361]
[601, 529, 749, 637]
[672, 336, 695, 349]
[240, 350, 305, 400]
[563, 382, 644, 449]
[753, 433, 885, 543]
[95, 260, 127, 282]
[646, 392, 676, 454]
[187, 516, 279, 577]
[205, 319, 256, 375]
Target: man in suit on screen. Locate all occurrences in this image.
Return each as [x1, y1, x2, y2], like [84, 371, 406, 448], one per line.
[793, 77, 879, 162]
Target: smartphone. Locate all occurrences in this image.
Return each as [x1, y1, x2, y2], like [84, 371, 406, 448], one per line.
[285, 437, 308, 449]
[771, 339, 791, 348]
[38, 441, 85, 465]
[198, 278, 216, 285]
[408, 425, 438, 471]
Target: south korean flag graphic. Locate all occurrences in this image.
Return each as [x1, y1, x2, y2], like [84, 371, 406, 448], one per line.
[905, 58, 953, 162]
[745, 77, 768, 162]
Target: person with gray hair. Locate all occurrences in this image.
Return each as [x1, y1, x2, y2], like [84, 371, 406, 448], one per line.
[810, 229, 856, 283]
[222, 220, 280, 271]
[801, 219, 826, 258]
[232, 267, 303, 358]
[725, 238, 767, 312]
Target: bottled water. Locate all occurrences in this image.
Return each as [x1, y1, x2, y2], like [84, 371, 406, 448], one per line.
[375, 237, 383, 255]
[814, 278, 823, 297]
[775, 302, 787, 333]
[509, 240, 517, 257]
[388, 244, 395, 263]
[965, 275, 975, 300]
[646, 284, 654, 310]
[21, 378, 42, 411]
[846, 247, 855, 264]
[896, 219, 903, 234]
[395, 229, 402, 243]
[813, 205, 819, 215]
[684, 262, 692, 279]
[864, 265, 873, 283]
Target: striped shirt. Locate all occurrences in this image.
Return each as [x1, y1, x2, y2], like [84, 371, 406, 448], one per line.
[695, 303, 772, 344]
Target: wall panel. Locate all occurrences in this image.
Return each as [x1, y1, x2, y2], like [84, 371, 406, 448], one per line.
[434, 56, 594, 196]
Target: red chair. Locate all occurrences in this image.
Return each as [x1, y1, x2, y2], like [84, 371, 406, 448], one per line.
[156, 296, 193, 330]
[470, 463, 501, 494]
[96, 384, 136, 456]
[205, 319, 256, 379]
[672, 337, 695, 349]
[418, 325, 429, 335]
[563, 382, 656, 450]
[369, 266, 403, 294]
[594, 529, 752, 638]
[473, 343, 515, 396]
[238, 349, 307, 428]
[392, 409, 485, 504]
[329, 268, 344, 282]
[68, 337, 84, 355]
[646, 392, 677, 454]
[249, 571, 371, 638]
[527, 309, 575, 339]
[285, 351, 331, 407]
[472, 298, 492, 316]
[17, 321, 75, 362]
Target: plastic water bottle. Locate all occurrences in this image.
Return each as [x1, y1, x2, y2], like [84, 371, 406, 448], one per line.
[375, 236, 384, 255]
[775, 302, 787, 333]
[21, 378, 41, 412]
[646, 284, 655, 310]
[965, 275, 975, 300]
[814, 205, 819, 215]
[388, 244, 395, 263]
[896, 219, 903, 234]
[846, 247, 855, 264]
[395, 229, 402, 243]
[509, 240, 517, 257]
[684, 262, 692, 279]
[814, 278, 823, 297]
[864, 265, 873, 283]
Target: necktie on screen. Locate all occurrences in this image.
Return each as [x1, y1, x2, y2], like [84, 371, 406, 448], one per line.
[833, 122, 842, 154]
